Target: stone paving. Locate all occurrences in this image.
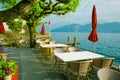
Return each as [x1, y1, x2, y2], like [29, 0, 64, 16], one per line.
[7, 47, 66, 80]
[5, 47, 101, 80]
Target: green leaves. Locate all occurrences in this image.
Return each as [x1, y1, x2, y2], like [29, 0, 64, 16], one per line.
[0, 60, 17, 76]
[0, 0, 21, 8]
[61, 0, 80, 12]
[32, 4, 43, 16]
[7, 20, 23, 32]
[57, 0, 71, 4]
[0, 70, 5, 76]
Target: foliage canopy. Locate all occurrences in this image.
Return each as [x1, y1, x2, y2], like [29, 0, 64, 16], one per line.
[0, 0, 81, 47]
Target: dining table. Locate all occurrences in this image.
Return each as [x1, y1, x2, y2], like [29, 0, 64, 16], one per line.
[39, 43, 69, 66]
[54, 51, 104, 62]
[54, 50, 104, 78]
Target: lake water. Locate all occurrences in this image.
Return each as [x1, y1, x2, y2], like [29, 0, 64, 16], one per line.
[51, 32, 120, 65]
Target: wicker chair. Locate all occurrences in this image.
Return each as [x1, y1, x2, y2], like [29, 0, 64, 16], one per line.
[3, 38, 13, 48]
[0, 54, 7, 61]
[18, 38, 27, 47]
[68, 47, 80, 52]
[40, 47, 54, 62]
[49, 41, 57, 44]
[67, 60, 93, 80]
[92, 58, 115, 71]
[53, 47, 68, 68]
[97, 68, 120, 80]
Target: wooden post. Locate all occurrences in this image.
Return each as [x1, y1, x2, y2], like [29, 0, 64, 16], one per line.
[74, 37, 77, 47]
[67, 36, 70, 42]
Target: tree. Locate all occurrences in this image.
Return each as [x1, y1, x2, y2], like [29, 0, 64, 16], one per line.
[0, 0, 81, 48]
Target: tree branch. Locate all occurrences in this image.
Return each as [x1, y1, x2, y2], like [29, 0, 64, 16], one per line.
[0, 0, 33, 22]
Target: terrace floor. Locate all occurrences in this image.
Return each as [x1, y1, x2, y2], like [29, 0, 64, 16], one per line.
[7, 47, 99, 80]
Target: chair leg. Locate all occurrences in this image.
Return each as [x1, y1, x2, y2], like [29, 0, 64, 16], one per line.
[11, 44, 13, 48]
[67, 69, 71, 80]
[77, 77, 80, 80]
[68, 73, 70, 80]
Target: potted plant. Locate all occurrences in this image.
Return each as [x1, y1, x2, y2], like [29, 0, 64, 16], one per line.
[0, 60, 17, 80]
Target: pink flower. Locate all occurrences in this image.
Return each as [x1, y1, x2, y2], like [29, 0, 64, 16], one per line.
[4, 69, 12, 74]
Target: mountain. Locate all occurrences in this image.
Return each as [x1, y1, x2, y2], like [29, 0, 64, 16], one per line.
[51, 24, 89, 32]
[98, 22, 120, 33]
[51, 22, 120, 33]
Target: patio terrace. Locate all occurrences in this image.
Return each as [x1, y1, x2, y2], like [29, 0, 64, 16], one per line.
[4, 47, 119, 80]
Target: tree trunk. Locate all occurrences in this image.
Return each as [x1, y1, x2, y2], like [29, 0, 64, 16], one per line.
[28, 26, 36, 48]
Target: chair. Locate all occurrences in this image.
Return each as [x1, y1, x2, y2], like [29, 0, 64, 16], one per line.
[92, 58, 115, 70]
[3, 38, 13, 48]
[36, 39, 42, 44]
[0, 54, 7, 61]
[97, 68, 120, 80]
[40, 47, 54, 62]
[18, 38, 27, 47]
[54, 47, 68, 53]
[68, 47, 80, 52]
[67, 60, 93, 80]
[53, 47, 68, 68]
[49, 41, 57, 44]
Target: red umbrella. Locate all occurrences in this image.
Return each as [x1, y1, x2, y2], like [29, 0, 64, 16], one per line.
[88, 5, 98, 52]
[40, 24, 45, 35]
[0, 22, 5, 34]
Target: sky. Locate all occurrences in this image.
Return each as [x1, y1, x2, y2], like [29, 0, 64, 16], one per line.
[42, 0, 120, 27]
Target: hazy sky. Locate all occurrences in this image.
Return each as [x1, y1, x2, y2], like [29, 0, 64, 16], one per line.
[42, 0, 120, 25]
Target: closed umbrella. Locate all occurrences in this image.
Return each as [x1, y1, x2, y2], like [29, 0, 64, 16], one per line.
[88, 5, 98, 52]
[40, 24, 45, 35]
[0, 22, 5, 34]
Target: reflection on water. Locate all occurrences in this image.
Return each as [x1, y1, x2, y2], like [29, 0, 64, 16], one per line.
[51, 32, 120, 65]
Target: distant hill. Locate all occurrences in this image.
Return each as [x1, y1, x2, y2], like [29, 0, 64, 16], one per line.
[51, 22, 120, 33]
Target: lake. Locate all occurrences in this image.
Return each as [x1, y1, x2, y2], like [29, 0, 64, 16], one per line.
[51, 32, 120, 65]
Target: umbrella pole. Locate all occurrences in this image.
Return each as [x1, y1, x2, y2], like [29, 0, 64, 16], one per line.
[50, 24, 51, 36]
[93, 42, 96, 52]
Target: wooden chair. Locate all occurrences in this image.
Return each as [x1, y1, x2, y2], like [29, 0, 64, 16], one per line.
[68, 47, 80, 52]
[67, 60, 93, 80]
[97, 68, 120, 80]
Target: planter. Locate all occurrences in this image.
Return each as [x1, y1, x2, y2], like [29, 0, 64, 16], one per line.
[4, 75, 12, 80]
